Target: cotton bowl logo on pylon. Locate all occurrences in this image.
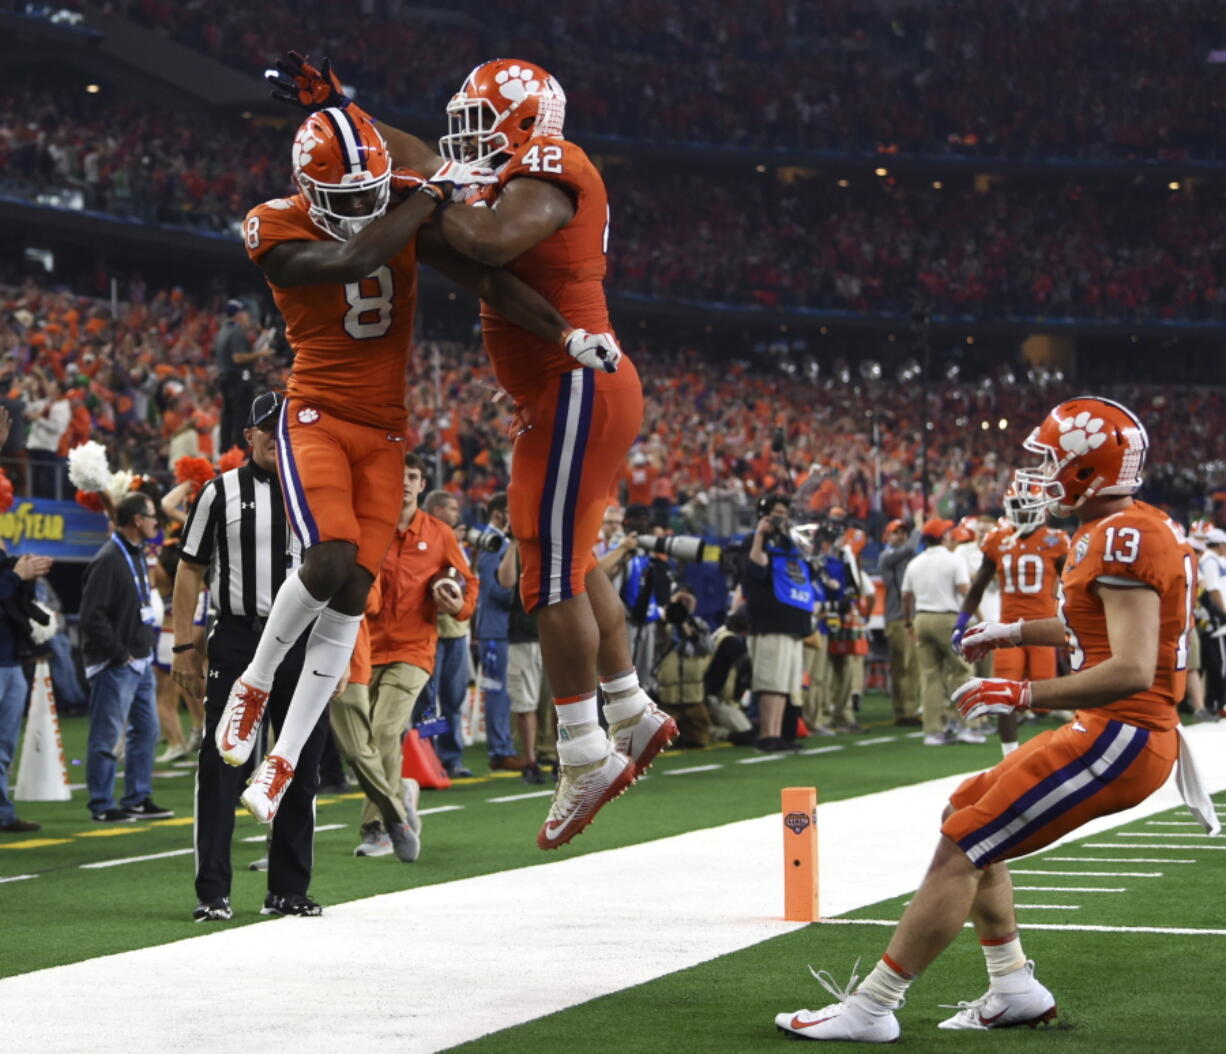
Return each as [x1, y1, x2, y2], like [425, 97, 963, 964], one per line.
[15, 660, 71, 802]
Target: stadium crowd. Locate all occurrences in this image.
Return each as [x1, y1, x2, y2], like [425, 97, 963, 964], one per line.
[6, 78, 1226, 324]
[91, 0, 1226, 160]
[2, 276, 1223, 532]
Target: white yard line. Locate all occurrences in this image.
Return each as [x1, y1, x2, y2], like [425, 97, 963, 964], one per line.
[1085, 843, 1226, 850]
[1012, 869, 1163, 877]
[80, 848, 194, 870]
[1012, 886, 1125, 893]
[418, 805, 465, 816]
[737, 753, 787, 764]
[664, 764, 725, 776]
[486, 790, 555, 803]
[0, 873, 36, 884]
[822, 918, 1226, 937]
[3, 721, 1222, 1053]
[1015, 904, 1082, 910]
[1044, 857, 1196, 864]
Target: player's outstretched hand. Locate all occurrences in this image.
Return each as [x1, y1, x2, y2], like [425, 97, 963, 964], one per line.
[564, 329, 622, 373]
[958, 618, 1024, 661]
[428, 159, 499, 197]
[266, 51, 350, 112]
[952, 677, 1032, 721]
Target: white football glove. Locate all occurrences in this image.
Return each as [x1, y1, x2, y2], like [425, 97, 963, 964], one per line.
[957, 619, 1024, 662]
[564, 329, 622, 373]
[952, 677, 1032, 721]
[429, 159, 499, 192]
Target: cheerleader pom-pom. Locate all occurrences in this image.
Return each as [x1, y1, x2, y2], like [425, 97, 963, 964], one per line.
[28, 601, 58, 646]
[0, 468, 13, 515]
[174, 456, 215, 497]
[67, 441, 112, 493]
[106, 470, 135, 506]
[217, 446, 246, 473]
[75, 489, 106, 513]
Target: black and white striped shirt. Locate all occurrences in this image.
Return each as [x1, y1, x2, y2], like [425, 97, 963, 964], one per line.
[178, 461, 301, 619]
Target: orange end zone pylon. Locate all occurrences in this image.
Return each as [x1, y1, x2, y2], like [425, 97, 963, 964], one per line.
[782, 786, 819, 921]
[402, 728, 451, 789]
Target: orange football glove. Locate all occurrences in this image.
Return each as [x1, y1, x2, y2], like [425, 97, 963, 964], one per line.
[267, 51, 355, 113]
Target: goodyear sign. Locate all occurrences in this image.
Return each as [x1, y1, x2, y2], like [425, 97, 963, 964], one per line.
[0, 500, 110, 562]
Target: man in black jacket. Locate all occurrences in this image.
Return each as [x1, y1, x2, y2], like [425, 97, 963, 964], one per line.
[82, 492, 173, 822]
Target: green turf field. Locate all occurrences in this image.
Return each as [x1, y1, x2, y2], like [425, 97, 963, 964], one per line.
[3, 691, 1223, 1053]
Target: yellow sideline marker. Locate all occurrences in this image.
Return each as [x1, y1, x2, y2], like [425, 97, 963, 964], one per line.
[782, 786, 818, 921]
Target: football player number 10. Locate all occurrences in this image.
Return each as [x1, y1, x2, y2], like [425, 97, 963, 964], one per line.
[1000, 553, 1043, 595]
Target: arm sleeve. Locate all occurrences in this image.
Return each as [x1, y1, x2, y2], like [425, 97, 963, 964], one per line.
[178, 478, 221, 566]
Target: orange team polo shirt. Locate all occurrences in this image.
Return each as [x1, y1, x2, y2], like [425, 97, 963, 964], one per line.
[368, 508, 478, 672]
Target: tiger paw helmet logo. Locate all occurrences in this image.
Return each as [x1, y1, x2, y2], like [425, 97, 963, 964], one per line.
[297, 407, 320, 425]
[292, 129, 321, 174]
[495, 64, 539, 103]
[1058, 411, 1108, 455]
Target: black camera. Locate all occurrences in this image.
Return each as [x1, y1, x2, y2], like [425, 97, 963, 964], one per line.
[664, 599, 692, 625]
[461, 526, 504, 554]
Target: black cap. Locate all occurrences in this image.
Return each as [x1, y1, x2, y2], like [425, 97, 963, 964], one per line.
[225, 298, 246, 317]
[247, 391, 283, 429]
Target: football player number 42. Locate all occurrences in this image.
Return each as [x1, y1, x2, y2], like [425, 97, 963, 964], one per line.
[344, 266, 394, 340]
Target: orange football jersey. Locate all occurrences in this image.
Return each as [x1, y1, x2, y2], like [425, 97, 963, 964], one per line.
[243, 193, 417, 432]
[466, 137, 614, 400]
[980, 525, 1069, 622]
[1060, 500, 1196, 731]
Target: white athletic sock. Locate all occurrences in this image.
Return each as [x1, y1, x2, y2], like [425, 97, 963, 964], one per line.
[556, 726, 609, 767]
[856, 955, 913, 1012]
[600, 668, 639, 698]
[983, 932, 1028, 982]
[269, 607, 361, 767]
[1001, 740, 1019, 756]
[555, 691, 598, 728]
[601, 668, 649, 723]
[245, 570, 329, 686]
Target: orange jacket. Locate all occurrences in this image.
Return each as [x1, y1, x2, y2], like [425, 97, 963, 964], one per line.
[368, 508, 477, 672]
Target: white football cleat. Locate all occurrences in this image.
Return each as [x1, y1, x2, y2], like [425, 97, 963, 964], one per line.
[537, 747, 634, 850]
[937, 961, 1057, 1030]
[775, 961, 900, 1043]
[240, 754, 294, 824]
[216, 675, 270, 766]
[608, 697, 677, 777]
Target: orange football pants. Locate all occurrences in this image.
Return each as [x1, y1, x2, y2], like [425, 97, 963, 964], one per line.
[509, 362, 643, 612]
[276, 398, 405, 576]
[992, 644, 1057, 681]
[941, 709, 1177, 868]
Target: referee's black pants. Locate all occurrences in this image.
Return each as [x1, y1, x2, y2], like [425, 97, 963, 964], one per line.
[194, 617, 327, 902]
[1202, 627, 1226, 714]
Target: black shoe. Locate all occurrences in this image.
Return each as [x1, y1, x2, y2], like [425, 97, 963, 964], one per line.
[728, 729, 758, 747]
[125, 799, 175, 820]
[92, 808, 137, 823]
[521, 762, 545, 785]
[193, 897, 233, 922]
[261, 892, 322, 917]
[0, 817, 41, 833]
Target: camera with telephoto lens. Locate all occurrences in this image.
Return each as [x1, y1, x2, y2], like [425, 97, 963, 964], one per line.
[462, 526, 504, 553]
[640, 534, 705, 563]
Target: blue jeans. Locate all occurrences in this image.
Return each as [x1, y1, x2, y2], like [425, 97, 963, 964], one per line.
[0, 664, 30, 826]
[421, 636, 472, 771]
[86, 663, 159, 815]
[479, 639, 514, 759]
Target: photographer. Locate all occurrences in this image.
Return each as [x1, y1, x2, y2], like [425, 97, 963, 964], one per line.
[652, 586, 713, 747]
[598, 503, 675, 692]
[742, 494, 816, 751]
[812, 520, 872, 734]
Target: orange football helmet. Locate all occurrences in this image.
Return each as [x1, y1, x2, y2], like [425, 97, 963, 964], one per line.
[439, 59, 567, 167]
[1015, 396, 1148, 515]
[1002, 476, 1047, 532]
[292, 107, 391, 241]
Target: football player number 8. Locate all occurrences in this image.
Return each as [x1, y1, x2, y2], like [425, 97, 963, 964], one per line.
[344, 266, 394, 339]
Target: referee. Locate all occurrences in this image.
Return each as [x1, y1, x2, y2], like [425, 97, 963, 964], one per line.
[172, 391, 328, 922]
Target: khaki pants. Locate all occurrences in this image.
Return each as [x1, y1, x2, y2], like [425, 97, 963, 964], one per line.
[913, 612, 972, 736]
[824, 652, 865, 728]
[801, 635, 828, 730]
[330, 661, 430, 830]
[884, 618, 919, 719]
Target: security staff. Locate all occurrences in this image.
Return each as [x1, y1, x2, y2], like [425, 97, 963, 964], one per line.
[173, 392, 327, 922]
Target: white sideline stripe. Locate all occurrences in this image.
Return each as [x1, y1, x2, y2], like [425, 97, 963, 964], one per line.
[853, 736, 898, 747]
[737, 754, 786, 764]
[0, 873, 36, 884]
[1015, 904, 1082, 910]
[1012, 869, 1162, 877]
[1145, 821, 1203, 826]
[3, 719, 1223, 1053]
[1116, 831, 1220, 838]
[80, 848, 194, 870]
[314, 824, 346, 833]
[487, 790, 554, 803]
[798, 746, 844, 756]
[418, 805, 465, 816]
[665, 764, 724, 776]
[821, 918, 1226, 936]
[1085, 843, 1226, 850]
[1044, 857, 1196, 864]
[1012, 886, 1125, 893]
[240, 834, 266, 843]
